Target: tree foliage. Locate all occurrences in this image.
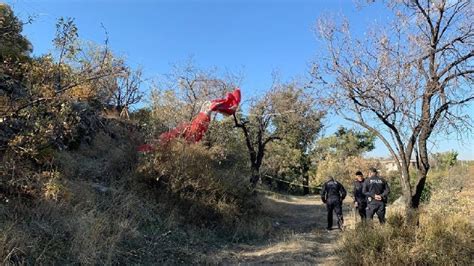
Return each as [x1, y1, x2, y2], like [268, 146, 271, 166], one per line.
[235, 82, 324, 187]
[315, 127, 375, 159]
[0, 3, 31, 59]
[0, 9, 142, 198]
[310, 127, 376, 186]
[0, 3, 32, 113]
[432, 150, 458, 169]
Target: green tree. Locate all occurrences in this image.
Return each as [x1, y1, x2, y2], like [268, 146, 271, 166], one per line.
[311, 127, 376, 186]
[234, 82, 324, 187]
[433, 151, 458, 170]
[261, 84, 323, 193]
[0, 3, 31, 59]
[0, 3, 32, 115]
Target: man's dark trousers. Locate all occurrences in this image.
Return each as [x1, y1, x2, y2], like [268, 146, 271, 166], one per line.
[326, 198, 343, 229]
[366, 200, 385, 223]
[356, 201, 367, 220]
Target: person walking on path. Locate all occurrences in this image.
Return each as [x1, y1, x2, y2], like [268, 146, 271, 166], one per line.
[321, 176, 347, 231]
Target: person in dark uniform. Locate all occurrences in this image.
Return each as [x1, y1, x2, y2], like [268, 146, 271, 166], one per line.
[321, 176, 347, 231]
[362, 167, 390, 224]
[352, 171, 367, 221]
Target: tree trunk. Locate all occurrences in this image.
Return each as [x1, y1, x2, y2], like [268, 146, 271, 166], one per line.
[412, 135, 430, 208]
[301, 154, 310, 195]
[249, 143, 266, 187]
[250, 165, 260, 187]
[400, 166, 421, 224]
[399, 160, 414, 213]
[301, 175, 309, 194]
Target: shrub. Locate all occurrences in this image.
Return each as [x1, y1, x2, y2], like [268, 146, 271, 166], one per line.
[339, 213, 473, 265]
[0, 182, 173, 265]
[55, 122, 139, 183]
[137, 140, 260, 229]
[0, 101, 104, 198]
[338, 166, 474, 265]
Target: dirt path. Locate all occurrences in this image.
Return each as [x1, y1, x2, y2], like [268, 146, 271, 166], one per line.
[216, 192, 355, 265]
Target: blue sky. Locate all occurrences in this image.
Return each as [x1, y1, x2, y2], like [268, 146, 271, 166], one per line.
[5, 0, 473, 159]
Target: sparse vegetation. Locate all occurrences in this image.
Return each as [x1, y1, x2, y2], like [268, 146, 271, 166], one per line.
[1, 1, 473, 264]
[338, 164, 474, 265]
[0, 5, 269, 264]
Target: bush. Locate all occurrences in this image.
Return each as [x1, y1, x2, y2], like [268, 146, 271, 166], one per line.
[339, 212, 473, 265]
[0, 182, 180, 265]
[137, 140, 261, 230]
[338, 166, 474, 265]
[0, 101, 104, 199]
[386, 170, 433, 204]
[55, 121, 140, 183]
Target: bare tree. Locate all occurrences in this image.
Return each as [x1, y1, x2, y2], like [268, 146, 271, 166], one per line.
[104, 67, 143, 110]
[314, 0, 473, 213]
[151, 59, 242, 131]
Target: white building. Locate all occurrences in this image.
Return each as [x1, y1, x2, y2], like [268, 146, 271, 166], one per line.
[380, 159, 417, 172]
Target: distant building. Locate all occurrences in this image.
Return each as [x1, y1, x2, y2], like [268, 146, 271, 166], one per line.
[380, 159, 417, 172]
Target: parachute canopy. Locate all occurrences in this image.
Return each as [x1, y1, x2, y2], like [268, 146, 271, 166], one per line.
[210, 89, 241, 116]
[152, 88, 241, 146]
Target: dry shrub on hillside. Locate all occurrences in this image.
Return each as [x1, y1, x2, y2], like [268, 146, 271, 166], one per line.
[55, 121, 140, 183]
[138, 140, 265, 232]
[338, 165, 473, 265]
[0, 126, 204, 264]
[0, 102, 103, 198]
[0, 181, 174, 265]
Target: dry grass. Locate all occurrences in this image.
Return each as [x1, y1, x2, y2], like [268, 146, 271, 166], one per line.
[1, 124, 270, 264]
[137, 140, 266, 233]
[338, 164, 474, 265]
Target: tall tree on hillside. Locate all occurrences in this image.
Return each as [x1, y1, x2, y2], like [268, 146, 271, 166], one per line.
[94, 63, 143, 116]
[0, 3, 32, 115]
[106, 67, 143, 109]
[0, 3, 31, 59]
[314, 0, 473, 213]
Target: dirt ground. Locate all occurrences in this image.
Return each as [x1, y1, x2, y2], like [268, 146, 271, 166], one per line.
[215, 192, 356, 265]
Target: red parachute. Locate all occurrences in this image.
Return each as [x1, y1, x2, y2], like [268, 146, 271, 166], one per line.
[159, 111, 211, 144]
[210, 89, 241, 116]
[138, 88, 241, 151]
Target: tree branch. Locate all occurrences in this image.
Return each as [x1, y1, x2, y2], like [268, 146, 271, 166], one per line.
[438, 50, 474, 78]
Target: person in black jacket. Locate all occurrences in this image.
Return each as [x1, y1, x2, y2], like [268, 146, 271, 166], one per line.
[321, 176, 347, 231]
[362, 167, 390, 224]
[352, 171, 367, 221]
